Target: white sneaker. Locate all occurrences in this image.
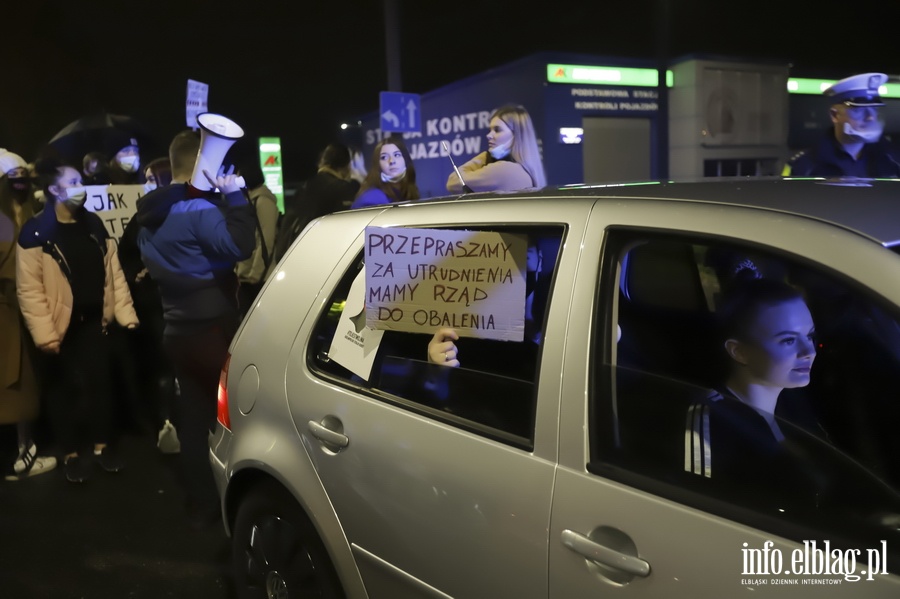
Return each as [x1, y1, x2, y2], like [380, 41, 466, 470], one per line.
[13, 442, 35, 474]
[5, 444, 57, 481]
[157, 420, 181, 454]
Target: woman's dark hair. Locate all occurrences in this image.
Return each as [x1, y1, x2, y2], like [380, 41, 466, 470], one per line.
[359, 136, 419, 202]
[226, 136, 265, 190]
[34, 156, 73, 201]
[319, 142, 351, 170]
[83, 151, 109, 173]
[717, 277, 805, 343]
[145, 157, 173, 188]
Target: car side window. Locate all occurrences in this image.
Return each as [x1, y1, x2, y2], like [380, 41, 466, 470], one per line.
[309, 225, 565, 449]
[591, 230, 900, 564]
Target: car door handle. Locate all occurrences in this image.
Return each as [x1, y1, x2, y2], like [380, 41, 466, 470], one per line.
[561, 529, 651, 577]
[307, 420, 349, 449]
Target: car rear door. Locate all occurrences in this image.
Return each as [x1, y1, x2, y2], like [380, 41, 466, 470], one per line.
[285, 199, 591, 598]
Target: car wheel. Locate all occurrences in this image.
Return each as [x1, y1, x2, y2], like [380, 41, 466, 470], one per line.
[232, 480, 344, 599]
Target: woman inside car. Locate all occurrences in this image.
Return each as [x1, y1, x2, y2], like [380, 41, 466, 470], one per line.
[446, 104, 546, 193]
[685, 274, 822, 477]
[682, 274, 900, 514]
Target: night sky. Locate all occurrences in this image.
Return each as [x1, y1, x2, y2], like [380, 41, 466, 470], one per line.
[6, 0, 900, 182]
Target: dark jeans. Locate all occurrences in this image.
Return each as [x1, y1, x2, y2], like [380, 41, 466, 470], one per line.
[128, 303, 177, 429]
[237, 281, 263, 320]
[44, 316, 113, 455]
[163, 313, 238, 509]
[107, 323, 146, 432]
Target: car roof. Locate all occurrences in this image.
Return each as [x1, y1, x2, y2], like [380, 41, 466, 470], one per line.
[399, 177, 900, 248]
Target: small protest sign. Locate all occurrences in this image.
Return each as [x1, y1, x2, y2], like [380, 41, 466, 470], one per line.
[364, 227, 527, 341]
[84, 184, 143, 241]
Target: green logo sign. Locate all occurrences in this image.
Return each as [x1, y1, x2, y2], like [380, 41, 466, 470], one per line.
[258, 136, 285, 213]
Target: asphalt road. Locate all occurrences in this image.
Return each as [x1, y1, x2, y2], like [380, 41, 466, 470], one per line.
[0, 427, 233, 598]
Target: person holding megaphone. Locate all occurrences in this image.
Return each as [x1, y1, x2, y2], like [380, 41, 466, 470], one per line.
[135, 114, 256, 529]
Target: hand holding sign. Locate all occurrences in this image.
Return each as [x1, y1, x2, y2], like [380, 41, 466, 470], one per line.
[427, 328, 460, 367]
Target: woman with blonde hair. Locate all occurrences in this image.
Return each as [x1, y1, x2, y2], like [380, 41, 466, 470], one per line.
[446, 104, 546, 193]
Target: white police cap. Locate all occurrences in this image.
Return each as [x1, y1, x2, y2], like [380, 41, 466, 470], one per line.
[824, 73, 888, 106]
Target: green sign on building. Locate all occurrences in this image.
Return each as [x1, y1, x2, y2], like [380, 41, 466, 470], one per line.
[258, 137, 285, 213]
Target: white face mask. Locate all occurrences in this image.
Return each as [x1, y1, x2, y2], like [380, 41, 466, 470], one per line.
[843, 120, 884, 144]
[143, 181, 157, 194]
[63, 186, 87, 208]
[380, 169, 406, 183]
[488, 138, 513, 160]
[118, 155, 140, 173]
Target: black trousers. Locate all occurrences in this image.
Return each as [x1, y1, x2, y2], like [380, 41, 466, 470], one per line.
[163, 313, 238, 509]
[237, 281, 263, 320]
[126, 303, 177, 429]
[44, 316, 113, 455]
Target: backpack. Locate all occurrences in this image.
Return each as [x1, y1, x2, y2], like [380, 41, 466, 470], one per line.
[272, 180, 311, 265]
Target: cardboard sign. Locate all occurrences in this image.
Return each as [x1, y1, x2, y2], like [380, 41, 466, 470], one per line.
[84, 184, 143, 241]
[186, 79, 209, 129]
[364, 227, 526, 341]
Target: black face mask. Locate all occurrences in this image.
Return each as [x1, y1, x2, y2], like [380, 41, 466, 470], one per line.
[7, 178, 31, 197]
[9, 177, 31, 191]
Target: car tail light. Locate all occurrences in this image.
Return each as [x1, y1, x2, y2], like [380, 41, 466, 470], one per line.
[217, 353, 232, 430]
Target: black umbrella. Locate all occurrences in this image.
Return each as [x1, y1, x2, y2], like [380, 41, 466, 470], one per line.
[45, 112, 163, 165]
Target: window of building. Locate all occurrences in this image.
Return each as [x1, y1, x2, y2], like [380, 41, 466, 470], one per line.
[703, 157, 779, 177]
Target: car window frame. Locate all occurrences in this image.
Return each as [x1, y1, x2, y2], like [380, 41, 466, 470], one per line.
[588, 225, 900, 567]
[306, 223, 568, 451]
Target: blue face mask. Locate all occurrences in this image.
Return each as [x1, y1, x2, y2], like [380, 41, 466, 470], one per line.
[118, 155, 140, 173]
[488, 138, 512, 160]
[143, 181, 157, 194]
[842, 120, 884, 143]
[381, 169, 406, 183]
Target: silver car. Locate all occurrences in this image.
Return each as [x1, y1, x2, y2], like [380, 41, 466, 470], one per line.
[211, 179, 900, 598]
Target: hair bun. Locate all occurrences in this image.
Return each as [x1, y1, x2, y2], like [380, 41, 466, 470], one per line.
[731, 258, 761, 281]
[33, 156, 64, 176]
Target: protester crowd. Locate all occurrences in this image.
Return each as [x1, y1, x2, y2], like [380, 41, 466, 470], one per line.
[0, 100, 545, 524]
[2, 71, 899, 531]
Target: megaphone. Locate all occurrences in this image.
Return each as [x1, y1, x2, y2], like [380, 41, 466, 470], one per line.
[190, 112, 245, 192]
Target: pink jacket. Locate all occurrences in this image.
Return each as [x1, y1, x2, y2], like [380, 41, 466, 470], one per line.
[16, 214, 138, 348]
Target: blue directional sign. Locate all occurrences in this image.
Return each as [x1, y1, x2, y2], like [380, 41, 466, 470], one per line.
[379, 91, 421, 133]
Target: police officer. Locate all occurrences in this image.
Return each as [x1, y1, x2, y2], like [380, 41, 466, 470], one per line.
[783, 72, 900, 178]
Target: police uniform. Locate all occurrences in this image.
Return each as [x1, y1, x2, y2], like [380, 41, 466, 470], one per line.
[784, 73, 900, 178]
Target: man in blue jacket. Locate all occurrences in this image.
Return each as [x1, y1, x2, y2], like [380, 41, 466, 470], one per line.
[136, 126, 255, 528]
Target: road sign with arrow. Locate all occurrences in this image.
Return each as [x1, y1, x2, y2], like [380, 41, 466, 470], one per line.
[379, 91, 421, 134]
